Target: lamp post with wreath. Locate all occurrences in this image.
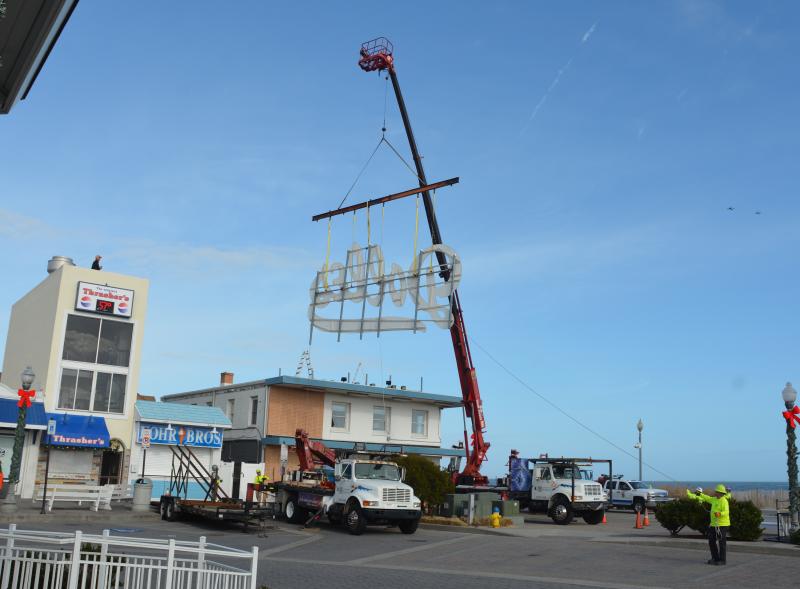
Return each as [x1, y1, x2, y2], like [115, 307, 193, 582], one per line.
[781, 382, 800, 531]
[0, 366, 36, 513]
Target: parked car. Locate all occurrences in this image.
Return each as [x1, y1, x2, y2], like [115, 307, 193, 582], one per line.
[603, 477, 672, 513]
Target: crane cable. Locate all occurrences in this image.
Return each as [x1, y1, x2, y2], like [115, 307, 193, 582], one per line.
[323, 218, 332, 289]
[470, 337, 678, 482]
[412, 196, 420, 272]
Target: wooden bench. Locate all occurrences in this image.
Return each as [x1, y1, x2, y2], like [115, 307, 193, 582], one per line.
[32, 484, 114, 512]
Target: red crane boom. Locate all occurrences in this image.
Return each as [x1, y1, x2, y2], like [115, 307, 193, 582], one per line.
[358, 38, 489, 486]
[295, 428, 336, 471]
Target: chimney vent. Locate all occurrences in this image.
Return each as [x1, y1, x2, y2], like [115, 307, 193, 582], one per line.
[220, 372, 234, 386]
[47, 256, 75, 274]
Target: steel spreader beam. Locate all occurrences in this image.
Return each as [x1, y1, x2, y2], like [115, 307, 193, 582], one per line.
[312, 177, 459, 222]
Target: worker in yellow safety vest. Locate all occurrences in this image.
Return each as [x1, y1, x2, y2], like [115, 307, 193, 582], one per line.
[253, 469, 270, 505]
[686, 484, 731, 565]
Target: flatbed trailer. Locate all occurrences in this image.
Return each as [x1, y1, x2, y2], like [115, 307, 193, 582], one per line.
[158, 445, 275, 531]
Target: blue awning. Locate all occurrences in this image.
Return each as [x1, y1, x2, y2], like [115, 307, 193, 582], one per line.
[46, 413, 110, 448]
[0, 399, 47, 430]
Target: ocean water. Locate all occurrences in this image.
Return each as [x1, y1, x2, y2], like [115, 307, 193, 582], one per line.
[650, 481, 789, 492]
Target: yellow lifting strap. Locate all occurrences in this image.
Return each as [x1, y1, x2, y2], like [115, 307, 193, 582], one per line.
[412, 196, 420, 273]
[323, 217, 332, 289]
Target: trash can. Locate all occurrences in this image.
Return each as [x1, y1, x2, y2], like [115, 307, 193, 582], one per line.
[132, 478, 153, 512]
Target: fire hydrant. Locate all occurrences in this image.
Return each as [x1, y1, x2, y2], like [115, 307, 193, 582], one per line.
[490, 507, 502, 528]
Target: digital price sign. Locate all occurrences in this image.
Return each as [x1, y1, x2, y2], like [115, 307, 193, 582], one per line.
[95, 300, 115, 314]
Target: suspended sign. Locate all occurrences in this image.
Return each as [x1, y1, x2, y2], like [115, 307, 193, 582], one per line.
[308, 242, 461, 341]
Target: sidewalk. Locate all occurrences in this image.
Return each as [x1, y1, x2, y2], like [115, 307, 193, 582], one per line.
[0, 500, 160, 524]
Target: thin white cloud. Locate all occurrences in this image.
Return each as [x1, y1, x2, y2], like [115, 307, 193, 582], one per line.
[582, 22, 598, 44]
[522, 22, 598, 133]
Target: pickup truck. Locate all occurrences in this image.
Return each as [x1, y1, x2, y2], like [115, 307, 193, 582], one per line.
[602, 478, 672, 513]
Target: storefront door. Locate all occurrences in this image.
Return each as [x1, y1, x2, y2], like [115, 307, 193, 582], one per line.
[99, 450, 121, 486]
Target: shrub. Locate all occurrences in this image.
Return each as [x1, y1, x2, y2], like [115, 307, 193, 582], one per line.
[392, 455, 454, 512]
[729, 499, 763, 541]
[790, 528, 800, 545]
[655, 498, 704, 536]
[655, 497, 763, 541]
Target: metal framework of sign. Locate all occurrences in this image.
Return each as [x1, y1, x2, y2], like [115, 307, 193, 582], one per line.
[137, 423, 223, 449]
[308, 242, 461, 342]
[76, 281, 134, 318]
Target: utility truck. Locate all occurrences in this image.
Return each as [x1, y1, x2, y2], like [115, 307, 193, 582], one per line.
[602, 476, 672, 513]
[273, 430, 422, 535]
[507, 453, 610, 525]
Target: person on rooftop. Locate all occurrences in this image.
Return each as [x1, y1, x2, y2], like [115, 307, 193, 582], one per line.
[91, 255, 103, 270]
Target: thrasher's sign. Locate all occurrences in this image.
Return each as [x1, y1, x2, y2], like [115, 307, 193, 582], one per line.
[76, 282, 134, 318]
[308, 243, 461, 339]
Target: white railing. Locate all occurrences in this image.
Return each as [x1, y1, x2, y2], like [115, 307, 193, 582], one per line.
[0, 524, 258, 589]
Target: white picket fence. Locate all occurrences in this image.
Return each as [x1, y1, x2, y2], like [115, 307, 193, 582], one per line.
[0, 524, 258, 589]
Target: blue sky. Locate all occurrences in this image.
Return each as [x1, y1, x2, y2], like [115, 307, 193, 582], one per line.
[1, 1, 798, 481]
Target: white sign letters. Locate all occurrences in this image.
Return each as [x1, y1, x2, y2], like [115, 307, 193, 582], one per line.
[308, 242, 462, 340]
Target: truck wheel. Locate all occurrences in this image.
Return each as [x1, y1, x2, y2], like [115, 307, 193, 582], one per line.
[549, 498, 573, 525]
[633, 498, 645, 514]
[345, 502, 367, 535]
[285, 497, 306, 524]
[398, 519, 419, 534]
[164, 500, 177, 522]
[582, 510, 604, 525]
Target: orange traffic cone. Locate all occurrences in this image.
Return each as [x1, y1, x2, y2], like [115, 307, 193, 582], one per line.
[634, 511, 643, 529]
[602, 513, 607, 525]
[643, 509, 650, 527]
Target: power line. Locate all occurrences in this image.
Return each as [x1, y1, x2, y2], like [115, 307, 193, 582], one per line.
[470, 337, 677, 482]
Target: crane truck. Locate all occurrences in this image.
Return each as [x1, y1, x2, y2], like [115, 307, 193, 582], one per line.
[357, 38, 490, 488]
[270, 429, 422, 535]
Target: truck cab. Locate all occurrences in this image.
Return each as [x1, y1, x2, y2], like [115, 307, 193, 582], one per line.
[508, 454, 609, 525]
[603, 477, 672, 513]
[328, 458, 422, 535]
[278, 456, 422, 535]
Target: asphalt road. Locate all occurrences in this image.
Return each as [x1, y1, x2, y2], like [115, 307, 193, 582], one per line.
[18, 511, 797, 589]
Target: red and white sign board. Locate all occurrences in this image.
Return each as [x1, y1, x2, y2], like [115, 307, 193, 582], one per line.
[76, 281, 134, 318]
[141, 428, 151, 449]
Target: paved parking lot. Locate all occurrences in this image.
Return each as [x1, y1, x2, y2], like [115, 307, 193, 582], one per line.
[17, 511, 799, 589]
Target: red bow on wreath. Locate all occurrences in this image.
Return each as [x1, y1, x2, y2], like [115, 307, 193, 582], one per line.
[17, 388, 35, 409]
[783, 405, 800, 429]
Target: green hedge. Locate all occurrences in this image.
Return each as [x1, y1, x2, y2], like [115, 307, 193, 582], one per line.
[654, 497, 763, 541]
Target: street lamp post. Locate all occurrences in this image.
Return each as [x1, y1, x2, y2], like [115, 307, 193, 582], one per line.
[635, 419, 644, 481]
[0, 366, 36, 513]
[781, 382, 799, 531]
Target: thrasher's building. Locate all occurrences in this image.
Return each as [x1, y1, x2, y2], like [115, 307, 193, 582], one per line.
[0, 257, 148, 496]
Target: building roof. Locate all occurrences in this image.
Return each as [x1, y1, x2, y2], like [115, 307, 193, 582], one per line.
[135, 400, 232, 428]
[162, 375, 463, 408]
[0, 0, 80, 114]
[262, 435, 466, 458]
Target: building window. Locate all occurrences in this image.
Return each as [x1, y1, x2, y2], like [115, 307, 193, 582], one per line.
[373, 406, 390, 433]
[57, 368, 126, 413]
[250, 397, 259, 426]
[411, 409, 428, 436]
[331, 402, 349, 430]
[58, 313, 132, 415]
[63, 314, 132, 367]
[227, 399, 235, 421]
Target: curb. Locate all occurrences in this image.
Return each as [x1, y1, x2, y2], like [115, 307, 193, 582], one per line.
[598, 537, 800, 557]
[0, 509, 161, 524]
[418, 523, 511, 536]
